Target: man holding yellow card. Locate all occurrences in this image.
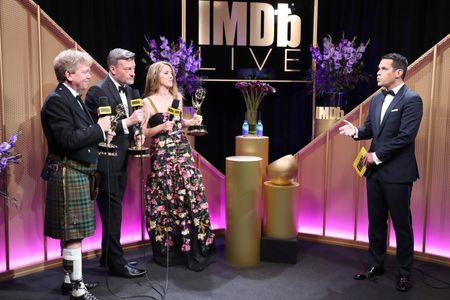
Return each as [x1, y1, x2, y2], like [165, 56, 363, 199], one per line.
[339, 53, 423, 292]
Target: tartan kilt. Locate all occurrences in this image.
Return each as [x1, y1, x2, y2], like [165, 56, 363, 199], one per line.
[44, 159, 97, 241]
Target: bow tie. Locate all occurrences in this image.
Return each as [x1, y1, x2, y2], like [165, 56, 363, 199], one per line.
[118, 86, 127, 94]
[381, 89, 395, 97]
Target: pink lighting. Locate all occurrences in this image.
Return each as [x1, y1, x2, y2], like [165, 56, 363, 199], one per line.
[196, 151, 226, 230]
[0, 210, 5, 272]
[1, 133, 449, 276]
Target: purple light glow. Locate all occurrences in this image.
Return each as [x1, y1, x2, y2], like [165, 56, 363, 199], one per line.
[298, 225, 322, 235]
[424, 246, 450, 258]
[2, 144, 449, 276]
[325, 229, 354, 240]
[197, 153, 227, 230]
[8, 203, 45, 269]
[46, 237, 62, 260]
[0, 210, 5, 272]
[296, 192, 324, 236]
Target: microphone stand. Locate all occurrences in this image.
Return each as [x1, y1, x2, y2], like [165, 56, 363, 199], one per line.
[136, 123, 147, 242]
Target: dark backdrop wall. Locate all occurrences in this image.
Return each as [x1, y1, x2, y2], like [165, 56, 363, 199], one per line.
[33, 0, 450, 173]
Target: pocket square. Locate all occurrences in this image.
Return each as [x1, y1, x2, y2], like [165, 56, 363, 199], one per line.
[391, 108, 399, 112]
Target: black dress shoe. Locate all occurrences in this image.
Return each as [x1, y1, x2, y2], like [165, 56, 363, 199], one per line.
[397, 276, 412, 292]
[61, 281, 99, 295]
[109, 264, 146, 278]
[69, 290, 99, 300]
[354, 266, 384, 280]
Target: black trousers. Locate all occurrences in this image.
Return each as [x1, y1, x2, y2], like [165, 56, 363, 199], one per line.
[97, 170, 128, 269]
[366, 171, 414, 276]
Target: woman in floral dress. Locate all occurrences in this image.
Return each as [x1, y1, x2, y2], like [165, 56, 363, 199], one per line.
[141, 61, 215, 271]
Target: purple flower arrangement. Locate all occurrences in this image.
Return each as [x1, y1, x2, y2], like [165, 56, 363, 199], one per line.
[235, 81, 276, 128]
[309, 35, 370, 96]
[0, 133, 21, 172]
[235, 81, 276, 112]
[144, 36, 203, 95]
[1, 133, 21, 207]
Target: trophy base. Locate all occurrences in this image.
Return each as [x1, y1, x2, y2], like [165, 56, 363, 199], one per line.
[128, 146, 150, 158]
[98, 142, 118, 156]
[187, 124, 208, 136]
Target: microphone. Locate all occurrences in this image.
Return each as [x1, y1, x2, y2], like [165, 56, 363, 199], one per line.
[130, 89, 143, 110]
[97, 96, 112, 116]
[168, 99, 181, 121]
[127, 89, 149, 156]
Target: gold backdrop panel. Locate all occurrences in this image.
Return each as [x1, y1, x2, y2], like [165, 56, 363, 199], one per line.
[225, 156, 262, 267]
[264, 181, 299, 239]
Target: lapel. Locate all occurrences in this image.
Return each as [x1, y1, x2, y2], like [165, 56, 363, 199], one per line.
[58, 84, 93, 125]
[105, 76, 131, 114]
[373, 93, 383, 133]
[378, 85, 407, 136]
[105, 76, 123, 108]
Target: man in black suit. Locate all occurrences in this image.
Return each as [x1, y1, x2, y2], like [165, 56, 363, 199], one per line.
[85, 48, 145, 278]
[339, 53, 423, 292]
[41, 49, 114, 299]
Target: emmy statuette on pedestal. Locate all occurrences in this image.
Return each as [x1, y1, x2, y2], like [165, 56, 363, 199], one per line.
[187, 88, 208, 136]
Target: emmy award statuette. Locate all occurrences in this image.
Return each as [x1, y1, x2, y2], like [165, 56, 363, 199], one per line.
[128, 98, 150, 157]
[187, 88, 208, 136]
[98, 104, 126, 156]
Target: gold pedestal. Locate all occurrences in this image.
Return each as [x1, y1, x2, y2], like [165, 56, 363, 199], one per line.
[235, 136, 269, 175]
[225, 156, 263, 267]
[264, 181, 300, 239]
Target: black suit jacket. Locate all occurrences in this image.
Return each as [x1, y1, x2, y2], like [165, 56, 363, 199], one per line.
[85, 76, 136, 173]
[355, 85, 423, 183]
[41, 83, 105, 164]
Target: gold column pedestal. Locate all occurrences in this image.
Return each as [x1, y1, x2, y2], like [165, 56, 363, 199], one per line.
[235, 135, 269, 175]
[264, 181, 300, 239]
[225, 156, 263, 267]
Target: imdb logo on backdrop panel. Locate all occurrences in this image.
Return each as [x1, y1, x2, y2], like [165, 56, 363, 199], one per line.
[193, 1, 314, 81]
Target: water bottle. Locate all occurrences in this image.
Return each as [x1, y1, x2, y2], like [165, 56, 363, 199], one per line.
[256, 119, 263, 137]
[242, 119, 249, 137]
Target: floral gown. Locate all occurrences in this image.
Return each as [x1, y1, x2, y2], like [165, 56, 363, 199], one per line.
[145, 99, 215, 270]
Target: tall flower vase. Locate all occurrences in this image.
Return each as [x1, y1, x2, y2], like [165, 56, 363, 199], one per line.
[246, 109, 258, 135]
[314, 91, 348, 138]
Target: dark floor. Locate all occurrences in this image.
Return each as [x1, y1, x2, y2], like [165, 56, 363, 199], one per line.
[0, 237, 449, 300]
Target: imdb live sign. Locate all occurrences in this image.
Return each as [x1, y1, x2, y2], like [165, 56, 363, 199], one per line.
[187, 1, 315, 81]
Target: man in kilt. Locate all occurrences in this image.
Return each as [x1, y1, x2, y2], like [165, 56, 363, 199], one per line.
[41, 49, 114, 300]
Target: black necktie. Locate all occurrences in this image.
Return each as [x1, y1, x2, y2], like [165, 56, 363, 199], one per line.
[75, 95, 84, 110]
[118, 86, 127, 94]
[381, 89, 395, 97]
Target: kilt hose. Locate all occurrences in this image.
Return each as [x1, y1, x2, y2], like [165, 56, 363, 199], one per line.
[44, 158, 97, 241]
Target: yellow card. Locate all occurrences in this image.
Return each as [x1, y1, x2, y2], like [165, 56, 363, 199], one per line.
[353, 147, 368, 177]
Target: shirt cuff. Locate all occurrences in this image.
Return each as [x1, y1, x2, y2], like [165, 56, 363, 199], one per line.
[373, 152, 382, 165]
[121, 120, 129, 134]
[353, 127, 359, 139]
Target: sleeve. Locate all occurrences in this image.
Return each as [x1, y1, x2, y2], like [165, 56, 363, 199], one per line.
[375, 95, 423, 162]
[85, 85, 104, 123]
[43, 94, 104, 151]
[354, 98, 375, 140]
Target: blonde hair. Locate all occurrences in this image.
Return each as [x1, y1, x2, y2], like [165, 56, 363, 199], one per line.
[53, 49, 93, 83]
[143, 61, 180, 98]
